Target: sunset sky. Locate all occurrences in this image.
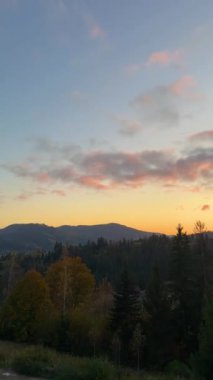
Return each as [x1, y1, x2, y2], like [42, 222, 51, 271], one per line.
[0, 0, 213, 234]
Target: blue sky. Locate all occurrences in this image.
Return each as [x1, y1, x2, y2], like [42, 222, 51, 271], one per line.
[0, 0, 213, 232]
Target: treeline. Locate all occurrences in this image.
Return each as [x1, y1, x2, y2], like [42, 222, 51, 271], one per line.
[0, 222, 212, 379]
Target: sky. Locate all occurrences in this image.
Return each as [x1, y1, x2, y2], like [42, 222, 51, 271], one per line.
[0, 0, 213, 234]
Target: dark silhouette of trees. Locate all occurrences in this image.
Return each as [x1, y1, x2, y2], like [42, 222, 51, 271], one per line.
[111, 269, 140, 364]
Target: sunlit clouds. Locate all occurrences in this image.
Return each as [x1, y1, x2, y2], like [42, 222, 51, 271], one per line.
[0, 0, 213, 232]
[2, 139, 213, 192]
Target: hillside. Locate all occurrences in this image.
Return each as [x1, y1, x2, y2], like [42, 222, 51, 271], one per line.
[0, 222, 157, 252]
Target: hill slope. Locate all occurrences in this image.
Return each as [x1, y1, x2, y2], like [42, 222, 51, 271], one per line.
[0, 223, 157, 252]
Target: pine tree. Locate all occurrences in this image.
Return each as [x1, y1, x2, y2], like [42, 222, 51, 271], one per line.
[170, 224, 197, 359]
[196, 300, 213, 380]
[143, 265, 171, 368]
[111, 269, 140, 364]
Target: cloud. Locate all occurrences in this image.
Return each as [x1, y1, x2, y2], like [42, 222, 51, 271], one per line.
[169, 76, 195, 96]
[124, 49, 184, 76]
[71, 91, 88, 104]
[132, 85, 181, 126]
[124, 64, 143, 76]
[3, 141, 213, 192]
[132, 75, 201, 127]
[113, 115, 143, 136]
[16, 187, 66, 201]
[90, 24, 105, 39]
[189, 130, 213, 142]
[52, 189, 66, 196]
[146, 49, 184, 67]
[201, 204, 210, 211]
[84, 14, 106, 39]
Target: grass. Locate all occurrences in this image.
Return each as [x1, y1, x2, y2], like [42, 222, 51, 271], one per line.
[0, 340, 195, 380]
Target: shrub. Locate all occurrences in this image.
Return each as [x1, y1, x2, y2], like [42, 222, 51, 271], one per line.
[83, 358, 115, 380]
[12, 346, 58, 378]
[55, 363, 81, 380]
[165, 359, 192, 378]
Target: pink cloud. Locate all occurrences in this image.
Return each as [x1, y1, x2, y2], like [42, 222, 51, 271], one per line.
[52, 189, 66, 197]
[169, 75, 195, 96]
[147, 49, 184, 67]
[189, 130, 213, 142]
[4, 140, 213, 192]
[78, 175, 109, 190]
[201, 204, 210, 211]
[114, 115, 143, 136]
[16, 192, 31, 201]
[90, 24, 105, 38]
[35, 172, 51, 183]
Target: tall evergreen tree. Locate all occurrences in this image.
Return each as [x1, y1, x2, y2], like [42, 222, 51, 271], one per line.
[143, 265, 171, 368]
[196, 299, 213, 380]
[170, 224, 197, 359]
[111, 269, 140, 364]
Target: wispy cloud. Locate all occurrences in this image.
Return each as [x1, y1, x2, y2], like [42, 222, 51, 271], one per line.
[16, 187, 66, 201]
[201, 204, 210, 211]
[189, 130, 213, 142]
[3, 140, 213, 193]
[124, 49, 184, 76]
[85, 14, 106, 39]
[113, 115, 143, 136]
[146, 49, 184, 67]
[132, 75, 201, 127]
[124, 64, 143, 76]
[169, 75, 201, 99]
[90, 24, 105, 39]
[71, 90, 88, 104]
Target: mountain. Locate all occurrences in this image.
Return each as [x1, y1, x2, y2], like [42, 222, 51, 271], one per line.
[0, 223, 158, 252]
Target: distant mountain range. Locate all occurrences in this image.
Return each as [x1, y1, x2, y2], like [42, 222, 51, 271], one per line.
[0, 223, 159, 252]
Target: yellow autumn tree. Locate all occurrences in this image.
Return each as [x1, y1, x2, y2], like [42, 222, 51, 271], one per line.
[0, 270, 54, 343]
[46, 257, 95, 314]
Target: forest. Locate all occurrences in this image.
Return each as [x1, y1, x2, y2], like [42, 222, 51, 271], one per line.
[0, 221, 212, 380]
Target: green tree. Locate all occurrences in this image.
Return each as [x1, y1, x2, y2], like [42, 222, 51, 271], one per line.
[46, 257, 95, 315]
[143, 265, 171, 368]
[131, 323, 145, 370]
[0, 270, 53, 343]
[193, 221, 213, 304]
[196, 300, 213, 380]
[111, 269, 140, 364]
[170, 224, 197, 359]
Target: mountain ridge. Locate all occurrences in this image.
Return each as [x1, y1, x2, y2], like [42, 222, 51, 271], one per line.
[0, 222, 160, 252]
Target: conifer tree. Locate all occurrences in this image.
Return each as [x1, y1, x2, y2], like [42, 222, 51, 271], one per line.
[143, 265, 171, 368]
[170, 224, 197, 359]
[196, 299, 213, 380]
[111, 269, 140, 364]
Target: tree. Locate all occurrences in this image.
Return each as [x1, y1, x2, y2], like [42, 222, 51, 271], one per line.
[0, 270, 53, 343]
[111, 269, 140, 364]
[131, 323, 145, 371]
[196, 300, 213, 380]
[193, 221, 212, 303]
[143, 265, 171, 368]
[46, 257, 95, 315]
[169, 224, 198, 359]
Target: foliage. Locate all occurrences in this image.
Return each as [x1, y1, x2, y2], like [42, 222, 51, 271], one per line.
[195, 299, 213, 379]
[12, 346, 59, 377]
[0, 222, 212, 374]
[0, 270, 54, 343]
[165, 360, 192, 378]
[143, 265, 171, 369]
[111, 269, 140, 364]
[46, 257, 95, 314]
